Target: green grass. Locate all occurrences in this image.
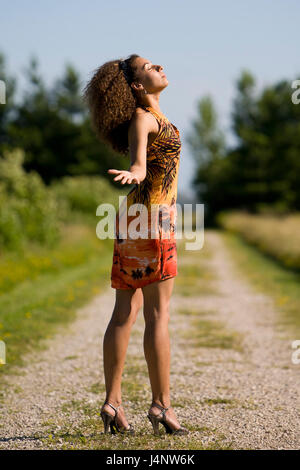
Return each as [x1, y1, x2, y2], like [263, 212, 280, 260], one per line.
[0, 223, 114, 384]
[221, 230, 300, 336]
[88, 381, 107, 395]
[177, 234, 213, 259]
[178, 308, 244, 352]
[0, 224, 104, 295]
[217, 211, 300, 271]
[177, 308, 216, 317]
[38, 398, 234, 450]
[200, 397, 257, 410]
[175, 237, 217, 297]
[175, 266, 216, 296]
[202, 397, 237, 407]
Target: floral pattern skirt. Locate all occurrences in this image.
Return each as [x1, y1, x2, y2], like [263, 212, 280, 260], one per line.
[110, 204, 177, 290]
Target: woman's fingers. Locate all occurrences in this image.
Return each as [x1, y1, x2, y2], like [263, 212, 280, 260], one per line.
[108, 169, 127, 181]
[108, 169, 123, 181]
[108, 169, 140, 185]
[114, 174, 124, 181]
[121, 175, 129, 184]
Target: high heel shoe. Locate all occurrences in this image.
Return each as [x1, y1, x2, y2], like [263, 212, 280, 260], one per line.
[147, 402, 189, 436]
[100, 402, 135, 435]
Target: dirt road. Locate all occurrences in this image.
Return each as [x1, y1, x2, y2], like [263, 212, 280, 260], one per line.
[0, 230, 299, 450]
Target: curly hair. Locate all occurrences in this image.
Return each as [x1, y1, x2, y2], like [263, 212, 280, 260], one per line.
[82, 54, 141, 156]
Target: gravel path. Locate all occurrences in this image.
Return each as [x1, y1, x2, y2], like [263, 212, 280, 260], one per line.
[0, 229, 299, 450]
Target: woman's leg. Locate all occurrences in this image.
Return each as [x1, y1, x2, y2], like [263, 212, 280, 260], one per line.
[142, 278, 182, 429]
[102, 287, 143, 428]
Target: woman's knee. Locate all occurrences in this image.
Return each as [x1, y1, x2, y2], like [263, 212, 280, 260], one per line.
[144, 305, 170, 325]
[111, 307, 137, 326]
[111, 288, 143, 326]
[142, 278, 174, 325]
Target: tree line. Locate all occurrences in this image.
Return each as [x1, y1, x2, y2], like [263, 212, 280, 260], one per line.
[0, 52, 127, 187]
[187, 70, 300, 224]
[1, 51, 299, 225]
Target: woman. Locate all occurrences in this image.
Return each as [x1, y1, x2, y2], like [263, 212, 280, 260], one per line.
[83, 54, 188, 436]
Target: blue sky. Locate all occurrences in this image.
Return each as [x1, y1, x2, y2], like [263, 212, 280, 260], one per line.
[1, 0, 299, 199]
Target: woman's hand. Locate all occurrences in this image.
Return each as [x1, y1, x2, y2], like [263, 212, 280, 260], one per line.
[108, 169, 142, 185]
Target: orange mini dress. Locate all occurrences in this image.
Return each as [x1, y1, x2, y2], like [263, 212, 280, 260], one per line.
[111, 105, 181, 290]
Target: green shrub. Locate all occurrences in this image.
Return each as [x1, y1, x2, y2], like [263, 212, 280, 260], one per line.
[0, 148, 131, 251]
[0, 148, 60, 251]
[50, 175, 126, 221]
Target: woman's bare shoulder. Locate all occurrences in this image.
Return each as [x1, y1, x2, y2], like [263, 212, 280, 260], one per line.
[130, 106, 158, 131]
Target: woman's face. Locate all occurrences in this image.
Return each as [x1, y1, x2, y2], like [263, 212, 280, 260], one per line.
[132, 56, 168, 94]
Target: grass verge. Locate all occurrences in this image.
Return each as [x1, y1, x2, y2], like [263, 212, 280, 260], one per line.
[0, 223, 113, 384]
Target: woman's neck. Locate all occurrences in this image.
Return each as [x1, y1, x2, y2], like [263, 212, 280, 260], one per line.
[140, 103, 163, 115]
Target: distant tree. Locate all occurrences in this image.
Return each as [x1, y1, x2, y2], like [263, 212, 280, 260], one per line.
[229, 70, 300, 210]
[0, 51, 17, 149]
[188, 69, 300, 222]
[186, 95, 227, 223]
[51, 64, 86, 122]
[3, 54, 127, 184]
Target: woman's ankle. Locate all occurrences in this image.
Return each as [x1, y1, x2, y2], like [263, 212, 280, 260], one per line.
[151, 397, 171, 409]
[104, 397, 122, 407]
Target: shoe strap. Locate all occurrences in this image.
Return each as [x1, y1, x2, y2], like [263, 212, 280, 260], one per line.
[151, 402, 170, 416]
[104, 403, 133, 432]
[105, 402, 121, 415]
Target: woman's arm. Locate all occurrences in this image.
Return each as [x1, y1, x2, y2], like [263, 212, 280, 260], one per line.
[108, 112, 151, 185]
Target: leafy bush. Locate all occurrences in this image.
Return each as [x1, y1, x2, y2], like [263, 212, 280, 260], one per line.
[0, 148, 60, 251]
[50, 174, 126, 222]
[0, 148, 129, 251]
